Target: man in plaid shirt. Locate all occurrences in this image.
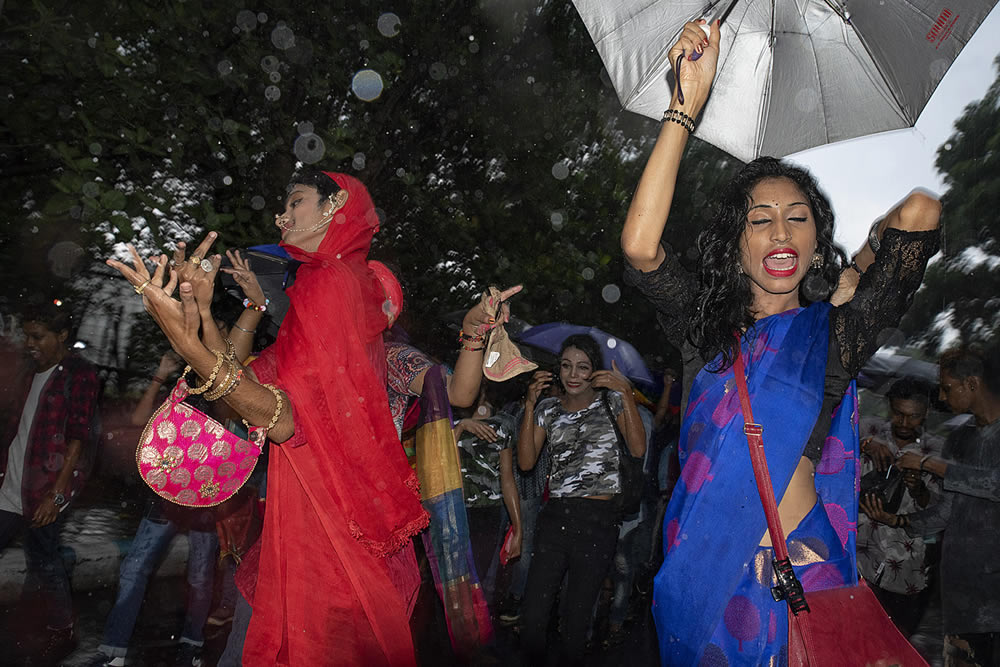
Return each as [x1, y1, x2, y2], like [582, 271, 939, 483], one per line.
[0, 303, 99, 666]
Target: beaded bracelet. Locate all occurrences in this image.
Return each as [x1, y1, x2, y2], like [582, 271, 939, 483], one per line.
[461, 344, 486, 352]
[243, 297, 270, 312]
[184, 351, 226, 395]
[458, 330, 486, 344]
[662, 108, 695, 133]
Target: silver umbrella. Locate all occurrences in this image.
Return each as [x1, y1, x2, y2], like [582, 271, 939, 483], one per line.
[572, 0, 998, 161]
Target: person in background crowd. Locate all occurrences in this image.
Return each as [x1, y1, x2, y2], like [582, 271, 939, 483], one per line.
[517, 334, 646, 665]
[862, 346, 1000, 667]
[857, 376, 944, 637]
[84, 349, 220, 667]
[0, 303, 99, 666]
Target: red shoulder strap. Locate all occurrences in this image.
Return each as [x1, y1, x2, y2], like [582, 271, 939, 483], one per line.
[731, 350, 790, 562]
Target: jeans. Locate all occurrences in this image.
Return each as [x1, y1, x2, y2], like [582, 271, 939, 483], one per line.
[217, 589, 253, 667]
[0, 509, 73, 629]
[507, 495, 541, 600]
[521, 498, 618, 666]
[99, 513, 218, 656]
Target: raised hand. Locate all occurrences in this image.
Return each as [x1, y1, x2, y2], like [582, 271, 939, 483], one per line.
[222, 249, 267, 305]
[525, 370, 553, 406]
[591, 360, 632, 395]
[463, 284, 522, 337]
[668, 20, 721, 113]
[170, 232, 221, 307]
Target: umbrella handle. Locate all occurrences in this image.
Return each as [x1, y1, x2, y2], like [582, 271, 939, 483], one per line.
[688, 22, 712, 61]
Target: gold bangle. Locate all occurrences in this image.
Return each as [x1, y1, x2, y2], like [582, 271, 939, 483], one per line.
[184, 351, 225, 395]
[205, 358, 240, 401]
[243, 383, 285, 433]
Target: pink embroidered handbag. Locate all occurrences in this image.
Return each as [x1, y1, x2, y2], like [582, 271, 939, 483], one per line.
[136, 376, 266, 508]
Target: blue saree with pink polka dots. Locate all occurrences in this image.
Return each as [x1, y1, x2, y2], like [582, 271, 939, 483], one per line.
[652, 302, 860, 666]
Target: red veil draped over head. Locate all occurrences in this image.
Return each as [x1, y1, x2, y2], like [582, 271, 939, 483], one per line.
[243, 173, 428, 666]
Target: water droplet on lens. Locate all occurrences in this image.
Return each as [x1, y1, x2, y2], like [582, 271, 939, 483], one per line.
[257, 12, 268, 22]
[469, 42, 480, 54]
[269, 71, 281, 83]
[261, 55, 279, 73]
[223, 175, 233, 186]
[89, 143, 102, 155]
[601, 284, 621, 304]
[218, 60, 233, 76]
[351, 69, 384, 101]
[297, 121, 314, 136]
[250, 196, 265, 210]
[551, 161, 570, 180]
[582, 267, 594, 280]
[352, 152, 366, 170]
[271, 25, 296, 50]
[396, 168, 406, 178]
[293, 133, 325, 164]
[429, 62, 448, 80]
[236, 9, 257, 32]
[606, 338, 618, 349]
[377, 12, 401, 37]
[265, 85, 281, 101]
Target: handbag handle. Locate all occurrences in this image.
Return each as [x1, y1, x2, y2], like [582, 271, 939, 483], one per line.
[732, 348, 810, 614]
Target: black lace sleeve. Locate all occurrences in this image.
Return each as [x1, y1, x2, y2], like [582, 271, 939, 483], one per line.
[832, 228, 941, 378]
[623, 245, 697, 349]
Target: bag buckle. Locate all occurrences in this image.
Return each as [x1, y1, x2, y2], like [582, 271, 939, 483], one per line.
[771, 557, 811, 615]
[743, 422, 762, 436]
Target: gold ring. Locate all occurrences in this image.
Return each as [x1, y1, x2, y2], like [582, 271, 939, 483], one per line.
[134, 279, 152, 295]
[189, 256, 203, 265]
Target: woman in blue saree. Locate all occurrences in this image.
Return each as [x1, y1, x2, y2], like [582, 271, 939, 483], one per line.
[620, 21, 942, 665]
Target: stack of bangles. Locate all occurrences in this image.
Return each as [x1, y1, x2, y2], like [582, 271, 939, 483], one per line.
[458, 331, 485, 352]
[662, 108, 695, 133]
[243, 297, 270, 312]
[184, 339, 245, 402]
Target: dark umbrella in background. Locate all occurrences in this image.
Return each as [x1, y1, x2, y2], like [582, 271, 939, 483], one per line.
[515, 322, 657, 393]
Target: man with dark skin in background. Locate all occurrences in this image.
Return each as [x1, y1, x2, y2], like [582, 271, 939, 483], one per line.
[0, 304, 99, 667]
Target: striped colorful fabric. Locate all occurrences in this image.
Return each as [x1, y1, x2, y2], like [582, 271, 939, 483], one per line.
[415, 365, 493, 658]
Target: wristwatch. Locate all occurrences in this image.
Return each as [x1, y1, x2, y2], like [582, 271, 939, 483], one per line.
[52, 492, 67, 507]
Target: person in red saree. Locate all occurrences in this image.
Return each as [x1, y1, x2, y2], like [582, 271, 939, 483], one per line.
[108, 171, 428, 666]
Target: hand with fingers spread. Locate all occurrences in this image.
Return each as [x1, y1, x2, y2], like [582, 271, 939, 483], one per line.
[223, 249, 267, 306]
[170, 233, 221, 308]
[463, 284, 522, 338]
[860, 493, 901, 527]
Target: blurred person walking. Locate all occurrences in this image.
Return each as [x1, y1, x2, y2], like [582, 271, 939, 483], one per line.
[0, 303, 99, 666]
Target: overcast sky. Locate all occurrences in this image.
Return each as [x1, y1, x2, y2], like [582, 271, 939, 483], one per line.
[787, 4, 1000, 255]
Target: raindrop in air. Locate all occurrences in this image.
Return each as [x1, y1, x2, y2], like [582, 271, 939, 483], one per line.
[218, 60, 233, 76]
[88, 37, 97, 48]
[297, 121, 314, 136]
[293, 133, 326, 164]
[607, 338, 618, 350]
[265, 85, 281, 101]
[582, 267, 594, 280]
[378, 13, 401, 37]
[551, 161, 570, 180]
[351, 69, 384, 101]
[250, 196, 265, 210]
[82, 182, 100, 198]
[89, 143, 102, 155]
[271, 25, 296, 50]
[602, 284, 621, 304]
[269, 71, 281, 83]
[469, 43, 480, 54]
[257, 12, 268, 22]
[352, 152, 366, 170]
[223, 175, 233, 186]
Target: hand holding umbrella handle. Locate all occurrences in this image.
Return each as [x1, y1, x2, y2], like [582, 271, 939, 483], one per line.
[689, 23, 712, 61]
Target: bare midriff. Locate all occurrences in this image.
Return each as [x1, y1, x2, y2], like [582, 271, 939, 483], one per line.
[758, 456, 817, 547]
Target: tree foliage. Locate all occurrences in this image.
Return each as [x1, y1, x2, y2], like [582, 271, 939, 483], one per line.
[0, 0, 739, 373]
[901, 56, 1000, 351]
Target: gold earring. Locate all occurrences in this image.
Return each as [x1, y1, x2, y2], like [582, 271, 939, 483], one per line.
[811, 253, 824, 269]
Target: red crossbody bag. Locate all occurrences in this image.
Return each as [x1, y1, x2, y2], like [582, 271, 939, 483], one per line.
[732, 349, 927, 667]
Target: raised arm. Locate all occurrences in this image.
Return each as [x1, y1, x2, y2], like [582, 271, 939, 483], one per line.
[621, 20, 720, 272]
[517, 370, 550, 471]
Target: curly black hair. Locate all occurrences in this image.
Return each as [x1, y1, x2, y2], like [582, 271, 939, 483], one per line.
[690, 157, 847, 371]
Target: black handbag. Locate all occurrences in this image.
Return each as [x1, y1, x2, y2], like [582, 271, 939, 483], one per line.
[860, 465, 906, 514]
[600, 390, 643, 515]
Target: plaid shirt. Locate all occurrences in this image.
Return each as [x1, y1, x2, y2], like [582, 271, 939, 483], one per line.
[0, 353, 99, 516]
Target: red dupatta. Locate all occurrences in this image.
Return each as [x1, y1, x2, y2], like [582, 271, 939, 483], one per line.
[245, 172, 427, 666]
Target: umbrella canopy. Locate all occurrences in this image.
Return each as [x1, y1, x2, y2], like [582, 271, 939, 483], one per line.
[572, 0, 998, 161]
[516, 322, 656, 391]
